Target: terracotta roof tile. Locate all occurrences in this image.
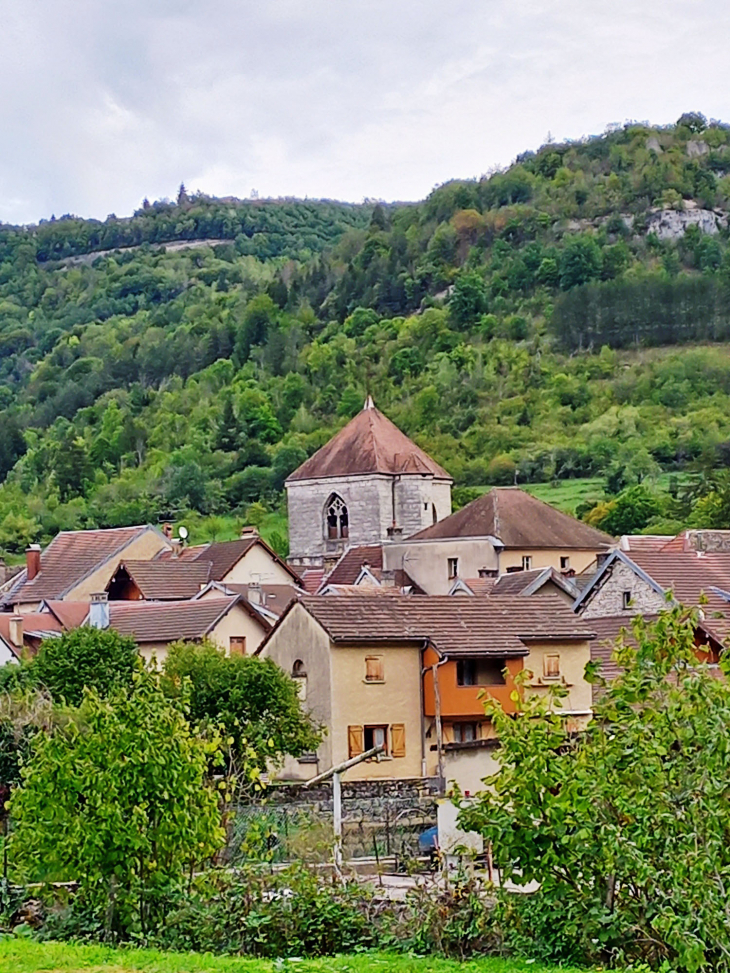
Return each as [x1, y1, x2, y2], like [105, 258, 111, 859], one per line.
[301, 569, 326, 594]
[157, 535, 299, 583]
[108, 596, 257, 643]
[293, 594, 594, 658]
[409, 488, 614, 548]
[206, 583, 300, 617]
[112, 559, 212, 600]
[286, 400, 451, 481]
[1, 526, 164, 607]
[620, 535, 674, 553]
[326, 545, 384, 586]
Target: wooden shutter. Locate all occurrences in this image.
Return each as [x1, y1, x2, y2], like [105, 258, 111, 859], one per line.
[230, 637, 246, 656]
[365, 656, 383, 681]
[391, 723, 406, 758]
[543, 653, 560, 678]
[348, 725, 364, 758]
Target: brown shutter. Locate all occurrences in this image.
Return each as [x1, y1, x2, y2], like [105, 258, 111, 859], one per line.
[391, 723, 406, 758]
[348, 725, 364, 758]
[365, 656, 384, 681]
[230, 637, 246, 656]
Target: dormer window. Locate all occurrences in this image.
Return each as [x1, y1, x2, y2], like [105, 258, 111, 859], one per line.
[325, 495, 349, 540]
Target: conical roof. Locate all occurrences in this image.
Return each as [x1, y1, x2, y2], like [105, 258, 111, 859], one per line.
[286, 398, 451, 482]
[409, 487, 613, 549]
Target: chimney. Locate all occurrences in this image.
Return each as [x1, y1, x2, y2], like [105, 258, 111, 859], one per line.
[162, 523, 173, 540]
[89, 592, 110, 630]
[386, 524, 403, 539]
[26, 544, 41, 581]
[240, 526, 259, 537]
[8, 615, 22, 650]
[478, 567, 498, 578]
[247, 583, 263, 606]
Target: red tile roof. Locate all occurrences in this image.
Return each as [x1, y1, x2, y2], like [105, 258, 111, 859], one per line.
[112, 559, 213, 600]
[409, 488, 614, 548]
[107, 596, 267, 643]
[43, 601, 93, 629]
[273, 594, 594, 658]
[300, 569, 326, 594]
[286, 399, 451, 481]
[620, 535, 674, 553]
[1, 526, 165, 607]
[157, 535, 299, 583]
[326, 545, 384, 585]
[629, 549, 730, 609]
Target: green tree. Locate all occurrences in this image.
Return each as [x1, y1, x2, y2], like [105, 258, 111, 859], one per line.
[559, 235, 603, 290]
[34, 627, 140, 707]
[460, 607, 730, 971]
[161, 641, 321, 772]
[449, 271, 488, 329]
[594, 483, 664, 535]
[9, 674, 225, 935]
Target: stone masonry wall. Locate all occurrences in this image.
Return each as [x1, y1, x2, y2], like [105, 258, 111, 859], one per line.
[581, 559, 666, 618]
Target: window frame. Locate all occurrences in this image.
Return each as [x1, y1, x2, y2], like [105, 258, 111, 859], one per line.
[447, 557, 459, 580]
[522, 555, 532, 571]
[452, 721, 478, 744]
[543, 653, 561, 680]
[622, 590, 632, 609]
[560, 556, 570, 570]
[363, 724, 389, 756]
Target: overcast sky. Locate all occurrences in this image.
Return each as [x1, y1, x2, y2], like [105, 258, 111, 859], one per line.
[1, 0, 729, 225]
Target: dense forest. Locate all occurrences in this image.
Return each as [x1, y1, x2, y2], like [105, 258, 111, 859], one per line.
[3, 112, 730, 556]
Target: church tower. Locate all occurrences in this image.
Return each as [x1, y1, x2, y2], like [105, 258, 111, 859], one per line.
[286, 397, 453, 569]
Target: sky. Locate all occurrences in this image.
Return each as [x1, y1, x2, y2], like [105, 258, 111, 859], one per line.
[1, 0, 729, 225]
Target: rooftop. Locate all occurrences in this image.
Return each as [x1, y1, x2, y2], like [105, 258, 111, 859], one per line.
[107, 596, 267, 643]
[408, 487, 614, 548]
[286, 398, 451, 482]
[109, 559, 213, 600]
[272, 594, 595, 658]
[0, 526, 165, 607]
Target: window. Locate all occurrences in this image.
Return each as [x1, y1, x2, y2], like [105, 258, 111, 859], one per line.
[560, 556, 570, 570]
[448, 557, 459, 579]
[522, 555, 532, 570]
[325, 494, 349, 540]
[432, 503, 438, 524]
[292, 659, 307, 700]
[348, 724, 405, 758]
[622, 590, 632, 610]
[365, 655, 384, 682]
[452, 722, 478, 743]
[364, 724, 388, 755]
[543, 654, 561, 679]
[229, 636, 246, 656]
[457, 658, 507, 686]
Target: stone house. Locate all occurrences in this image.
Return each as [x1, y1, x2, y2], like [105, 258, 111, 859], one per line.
[384, 488, 613, 595]
[285, 397, 452, 570]
[0, 525, 173, 614]
[257, 594, 594, 789]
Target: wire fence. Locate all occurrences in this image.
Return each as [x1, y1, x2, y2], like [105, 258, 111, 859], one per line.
[226, 798, 437, 869]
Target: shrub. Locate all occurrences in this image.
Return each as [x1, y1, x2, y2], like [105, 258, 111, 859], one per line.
[34, 627, 139, 707]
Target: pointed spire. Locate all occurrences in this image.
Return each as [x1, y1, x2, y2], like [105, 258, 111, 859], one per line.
[363, 395, 375, 410]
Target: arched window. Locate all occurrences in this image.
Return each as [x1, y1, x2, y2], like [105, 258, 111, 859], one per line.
[292, 659, 307, 701]
[325, 494, 349, 540]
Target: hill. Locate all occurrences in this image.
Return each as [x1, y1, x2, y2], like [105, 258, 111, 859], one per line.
[2, 112, 730, 555]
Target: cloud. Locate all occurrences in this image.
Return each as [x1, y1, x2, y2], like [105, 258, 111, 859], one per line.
[0, 0, 728, 222]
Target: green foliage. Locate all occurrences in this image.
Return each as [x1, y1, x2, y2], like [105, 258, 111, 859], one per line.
[160, 640, 322, 772]
[592, 483, 665, 535]
[461, 606, 730, 971]
[34, 627, 140, 707]
[9, 673, 225, 936]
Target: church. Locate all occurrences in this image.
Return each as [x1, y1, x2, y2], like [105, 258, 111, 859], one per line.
[285, 397, 453, 570]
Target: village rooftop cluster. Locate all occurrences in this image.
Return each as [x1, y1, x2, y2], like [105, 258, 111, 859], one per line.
[1, 398, 728, 792]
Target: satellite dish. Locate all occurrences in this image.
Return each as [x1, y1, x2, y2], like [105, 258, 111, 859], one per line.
[178, 526, 189, 540]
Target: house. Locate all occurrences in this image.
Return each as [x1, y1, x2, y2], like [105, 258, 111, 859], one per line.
[257, 594, 594, 788]
[449, 566, 579, 604]
[194, 581, 301, 618]
[321, 543, 424, 593]
[0, 601, 90, 658]
[89, 594, 272, 665]
[383, 488, 613, 595]
[154, 530, 299, 587]
[574, 545, 730, 644]
[0, 525, 173, 613]
[285, 397, 453, 570]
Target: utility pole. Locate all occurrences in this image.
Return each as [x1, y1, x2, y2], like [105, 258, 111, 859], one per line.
[304, 745, 385, 874]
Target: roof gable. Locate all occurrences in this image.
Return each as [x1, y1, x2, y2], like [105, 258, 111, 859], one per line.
[408, 487, 614, 549]
[286, 399, 451, 482]
[1, 526, 167, 607]
[107, 595, 269, 642]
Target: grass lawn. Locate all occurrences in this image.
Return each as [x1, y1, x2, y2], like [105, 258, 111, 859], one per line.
[0, 939, 594, 973]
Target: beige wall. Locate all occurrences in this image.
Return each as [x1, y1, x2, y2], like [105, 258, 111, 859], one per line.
[223, 544, 294, 586]
[384, 538, 500, 595]
[522, 638, 593, 717]
[259, 603, 334, 779]
[499, 548, 599, 575]
[137, 603, 267, 667]
[330, 642, 423, 780]
[443, 746, 501, 796]
[69, 529, 171, 601]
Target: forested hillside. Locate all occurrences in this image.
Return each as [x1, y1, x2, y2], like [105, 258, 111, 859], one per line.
[3, 112, 730, 556]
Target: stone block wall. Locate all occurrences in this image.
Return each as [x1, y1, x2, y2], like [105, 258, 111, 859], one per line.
[580, 559, 666, 618]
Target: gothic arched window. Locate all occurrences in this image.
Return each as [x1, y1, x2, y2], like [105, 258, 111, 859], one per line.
[325, 494, 349, 540]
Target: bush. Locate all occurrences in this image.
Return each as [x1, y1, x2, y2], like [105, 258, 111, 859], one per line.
[34, 627, 140, 707]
